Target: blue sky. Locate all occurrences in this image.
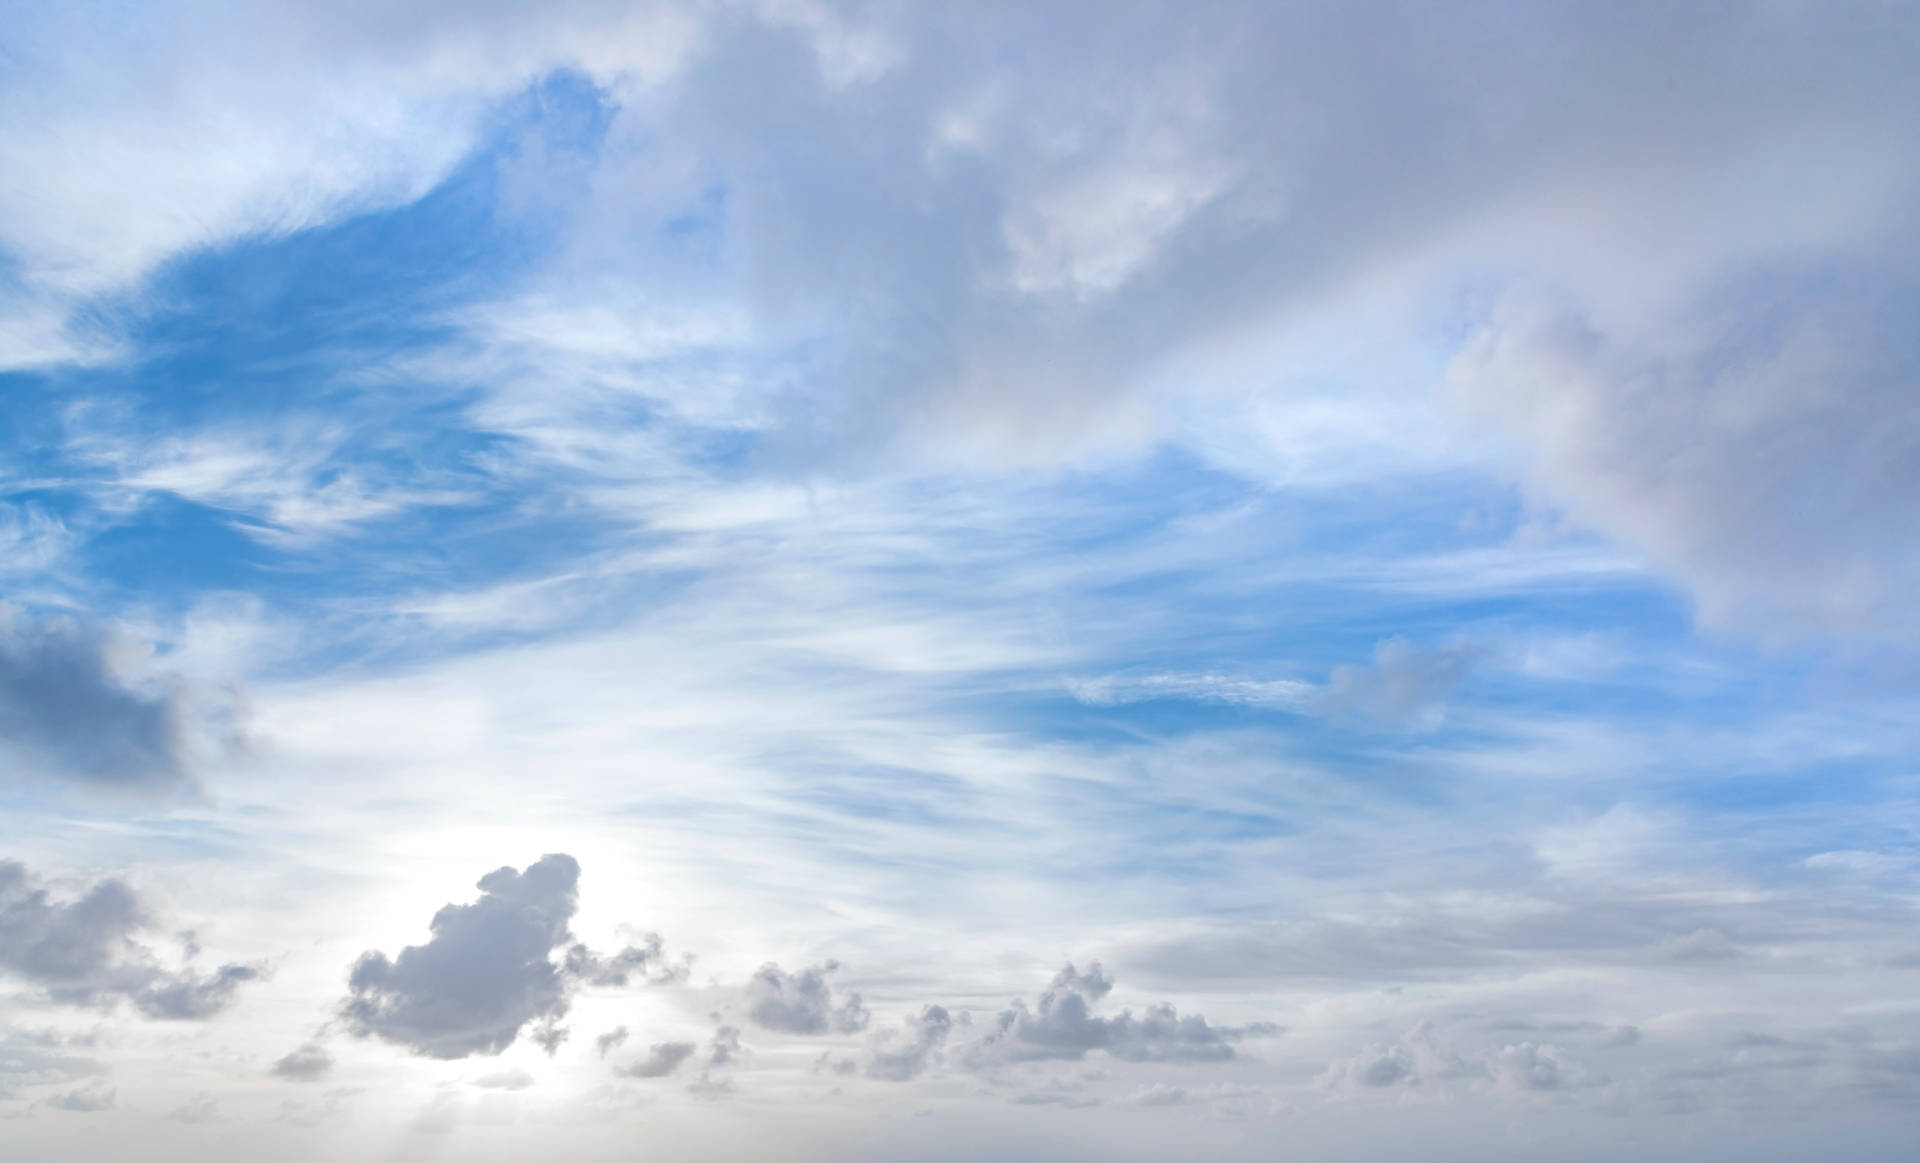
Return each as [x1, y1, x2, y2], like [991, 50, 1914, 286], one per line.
[3, 3, 1919, 1160]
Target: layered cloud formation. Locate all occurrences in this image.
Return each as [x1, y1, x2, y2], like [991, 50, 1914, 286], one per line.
[2, 2, 1917, 1160]
[0, 862, 256, 1019]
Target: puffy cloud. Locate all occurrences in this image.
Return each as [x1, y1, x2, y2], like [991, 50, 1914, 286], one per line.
[562, 933, 690, 987]
[964, 963, 1276, 1069]
[271, 1044, 333, 1082]
[0, 860, 257, 1018]
[744, 961, 870, 1035]
[0, 606, 239, 791]
[620, 1042, 697, 1079]
[864, 1005, 952, 1082]
[343, 854, 581, 1058]
[342, 853, 677, 1060]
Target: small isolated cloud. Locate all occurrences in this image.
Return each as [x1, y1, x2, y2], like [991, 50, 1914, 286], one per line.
[0, 860, 257, 1018]
[963, 963, 1277, 1069]
[472, 1069, 533, 1090]
[342, 853, 677, 1060]
[686, 1070, 733, 1099]
[594, 1026, 630, 1058]
[1320, 638, 1483, 728]
[620, 1042, 697, 1079]
[0, 605, 241, 791]
[745, 961, 870, 1035]
[167, 1092, 219, 1123]
[272, 1043, 332, 1082]
[708, 1025, 743, 1067]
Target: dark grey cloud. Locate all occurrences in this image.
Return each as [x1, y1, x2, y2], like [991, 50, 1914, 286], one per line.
[745, 961, 870, 1035]
[620, 1041, 696, 1079]
[0, 606, 238, 791]
[272, 1043, 333, 1082]
[0, 859, 257, 1019]
[342, 853, 680, 1060]
[964, 963, 1276, 1069]
[343, 854, 579, 1059]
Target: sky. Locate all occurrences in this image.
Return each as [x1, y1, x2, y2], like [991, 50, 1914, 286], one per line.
[2, 2, 1918, 1160]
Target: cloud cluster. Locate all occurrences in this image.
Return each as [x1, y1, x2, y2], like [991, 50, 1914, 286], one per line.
[342, 853, 679, 1059]
[1323, 1022, 1583, 1095]
[962, 963, 1277, 1071]
[744, 961, 870, 1035]
[0, 860, 257, 1019]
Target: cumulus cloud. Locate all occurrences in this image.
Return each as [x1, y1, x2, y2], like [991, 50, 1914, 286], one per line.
[963, 963, 1276, 1070]
[0, 860, 257, 1018]
[343, 854, 581, 1058]
[745, 961, 870, 1035]
[342, 853, 678, 1060]
[0, 606, 239, 791]
[864, 1005, 953, 1082]
[563, 932, 690, 987]
[271, 1043, 333, 1082]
